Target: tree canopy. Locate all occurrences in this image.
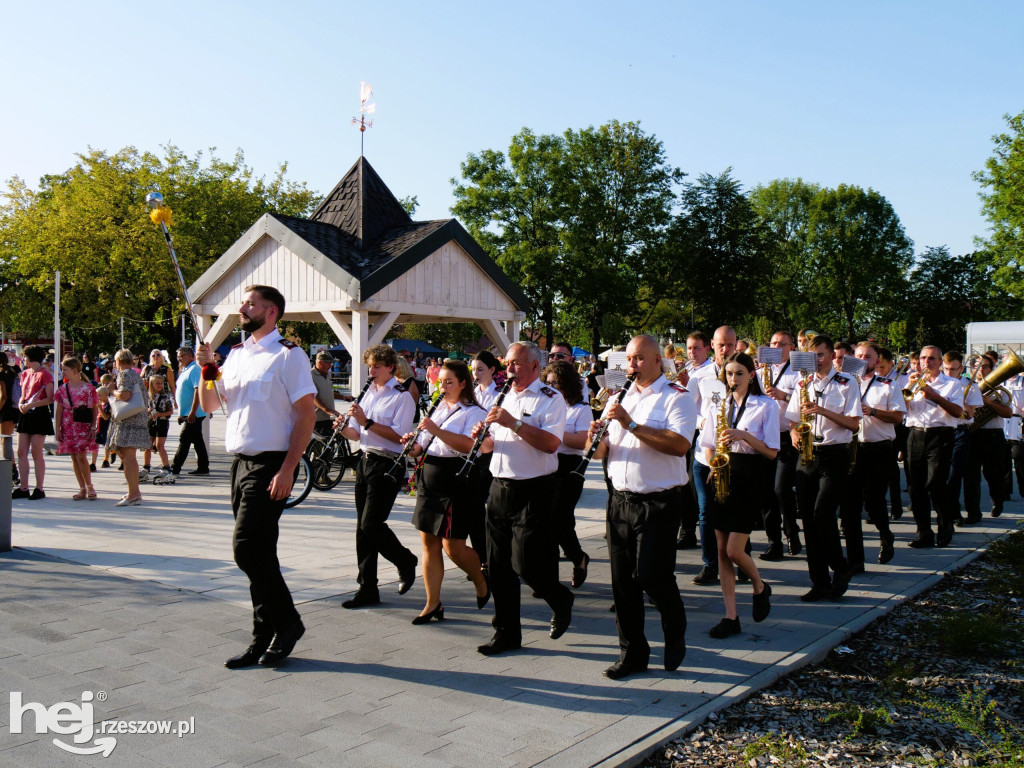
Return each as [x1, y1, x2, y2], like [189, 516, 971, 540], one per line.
[0, 145, 318, 352]
[974, 109, 1024, 297]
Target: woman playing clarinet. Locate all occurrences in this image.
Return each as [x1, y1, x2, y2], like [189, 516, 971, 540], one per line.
[698, 352, 779, 639]
[401, 360, 492, 624]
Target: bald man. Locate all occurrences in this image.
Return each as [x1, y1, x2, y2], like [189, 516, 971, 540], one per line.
[587, 334, 696, 679]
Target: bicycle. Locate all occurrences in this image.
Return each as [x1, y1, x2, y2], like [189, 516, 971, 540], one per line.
[283, 455, 313, 508]
[306, 428, 361, 491]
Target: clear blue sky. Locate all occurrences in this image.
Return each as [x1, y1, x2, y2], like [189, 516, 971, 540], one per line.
[4, 1, 1021, 258]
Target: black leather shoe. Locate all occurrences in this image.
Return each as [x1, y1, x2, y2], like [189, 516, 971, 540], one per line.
[397, 558, 417, 595]
[341, 591, 381, 609]
[991, 504, 1003, 518]
[11, 488, 30, 499]
[676, 531, 699, 550]
[709, 617, 741, 638]
[800, 585, 831, 602]
[890, 506, 904, 521]
[788, 536, 803, 556]
[692, 566, 719, 586]
[830, 568, 852, 599]
[571, 553, 590, 589]
[879, 532, 895, 565]
[752, 582, 772, 623]
[604, 658, 648, 680]
[550, 593, 574, 640]
[224, 636, 272, 669]
[258, 620, 305, 665]
[187, 469, 210, 475]
[759, 543, 785, 561]
[958, 514, 982, 526]
[908, 537, 935, 549]
[477, 633, 521, 656]
[664, 639, 686, 671]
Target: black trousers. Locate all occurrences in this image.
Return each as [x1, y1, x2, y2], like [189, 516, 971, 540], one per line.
[552, 453, 586, 566]
[678, 440, 699, 538]
[1007, 440, 1024, 498]
[796, 444, 850, 589]
[486, 474, 572, 639]
[965, 428, 1006, 515]
[907, 427, 955, 542]
[231, 452, 300, 638]
[947, 426, 971, 516]
[774, 436, 801, 542]
[467, 455, 492, 564]
[840, 440, 894, 567]
[353, 452, 416, 592]
[172, 417, 209, 472]
[607, 486, 687, 664]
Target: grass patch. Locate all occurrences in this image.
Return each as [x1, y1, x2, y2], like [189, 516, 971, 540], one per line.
[744, 732, 808, 766]
[986, 528, 1024, 568]
[913, 688, 1024, 766]
[918, 608, 1016, 656]
[822, 702, 893, 739]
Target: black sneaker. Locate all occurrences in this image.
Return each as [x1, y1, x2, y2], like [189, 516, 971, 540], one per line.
[759, 543, 785, 561]
[752, 582, 772, 623]
[709, 617, 741, 638]
[692, 566, 719, 586]
[12, 488, 30, 499]
[28, 488, 45, 501]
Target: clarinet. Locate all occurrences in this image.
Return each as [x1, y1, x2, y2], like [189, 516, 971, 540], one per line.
[571, 374, 636, 479]
[385, 393, 443, 483]
[338, 376, 374, 432]
[455, 376, 515, 479]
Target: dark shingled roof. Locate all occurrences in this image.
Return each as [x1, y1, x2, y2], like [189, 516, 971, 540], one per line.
[265, 156, 529, 309]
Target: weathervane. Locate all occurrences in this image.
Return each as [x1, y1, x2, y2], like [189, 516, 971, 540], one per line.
[351, 81, 375, 156]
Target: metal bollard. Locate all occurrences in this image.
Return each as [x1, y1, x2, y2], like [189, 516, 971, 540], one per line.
[0, 434, 12, 552]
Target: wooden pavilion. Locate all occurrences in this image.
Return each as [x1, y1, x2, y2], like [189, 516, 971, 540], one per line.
[189, 157, 528, 390]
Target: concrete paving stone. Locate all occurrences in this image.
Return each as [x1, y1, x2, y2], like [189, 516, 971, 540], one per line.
[333, 738, 455, 768]
[362, 722, 452, 754]
[425, 740, 519, 768]
[301, 716, 389, 749]
[294, 745, 373, 768]
[252, 730, 334, 761]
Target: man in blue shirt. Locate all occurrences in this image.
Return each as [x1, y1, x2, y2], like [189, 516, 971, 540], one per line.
[171, 347, 210, 475]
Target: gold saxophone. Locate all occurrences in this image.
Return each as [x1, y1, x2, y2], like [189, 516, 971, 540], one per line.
[710, 391, 731, 503]
[794, 376, 815, 465]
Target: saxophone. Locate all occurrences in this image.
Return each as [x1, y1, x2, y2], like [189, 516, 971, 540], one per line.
[794, 376, 815, 465]
[709, 391, 731, 503]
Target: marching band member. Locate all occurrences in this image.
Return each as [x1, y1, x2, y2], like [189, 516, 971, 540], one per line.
[832, 342, 854, 371]
[469, 349, 503, 563]
[876, 348, 907, 520]
[1006, 377, 1024, 499]
[699, 353, 777, 639]
[785, 335, 861, 602]
[963, 356, 1011, 521]
[676, 331, 714, 550]
[472, 350, 502, 412]
[474, 342, 573, 656]
[904, 347, 965, 548]
[401, 360, 491, 624]
[337, 345, 418, 609]
[942, 351, 983, 524]
[692, 326, 737, 586]
[586, 334, 695, 679]
[543, 359, 593, 588]
[840, 342, 905, 570]
[761, 331, 803, 558]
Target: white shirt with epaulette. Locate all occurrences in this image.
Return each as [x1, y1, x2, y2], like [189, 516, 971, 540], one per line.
[359, 378, 415, 454]
[904, 372, 964, 429]
[769, 360, 802, 428]
[489, 378, 567, 480]
[218, 328, 316, 455]
[858, 374, 906, 443]
[606, 375, 697, 494]
[557, 402, 593, 457]
[785, 369, 861, 446]
[414, 400, 487, 458]
[698, 393, 780, 456]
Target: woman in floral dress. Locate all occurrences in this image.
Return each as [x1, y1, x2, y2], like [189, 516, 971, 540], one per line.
[54, 356, 99, 500]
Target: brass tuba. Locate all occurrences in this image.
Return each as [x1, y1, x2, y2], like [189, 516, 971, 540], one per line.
[969, 350, 1024, 431]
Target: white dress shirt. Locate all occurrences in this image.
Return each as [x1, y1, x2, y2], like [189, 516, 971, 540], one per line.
[858, 374, 906, 443]
[415, 400, 486, 458]
[605, 375, 697, 493]
[904, 373, 965, 429]
[489, 378, 567, 480]
[557, 402, 592, 457]
[358, 378, 415, 453]
[475, 380, 499, 412]
[785, 369, 861, 446]
[698, 393, 780, 455]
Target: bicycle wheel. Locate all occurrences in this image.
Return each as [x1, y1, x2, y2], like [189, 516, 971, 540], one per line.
[284, 455, 313, 508]
[309, 442, 345, 491]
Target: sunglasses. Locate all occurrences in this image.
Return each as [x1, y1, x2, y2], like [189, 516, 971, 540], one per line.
[550, 352, 571, 359]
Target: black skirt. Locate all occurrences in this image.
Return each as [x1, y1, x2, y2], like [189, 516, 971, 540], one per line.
[412, 456, 472, 539]
[17, 406, 54, 436]
[709, 453, 765, 535]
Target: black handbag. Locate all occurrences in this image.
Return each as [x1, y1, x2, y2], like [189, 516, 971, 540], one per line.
[67, 383, 94, 424]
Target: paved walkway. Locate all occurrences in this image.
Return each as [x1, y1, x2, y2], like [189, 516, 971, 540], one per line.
[1, 417, 1020, 767]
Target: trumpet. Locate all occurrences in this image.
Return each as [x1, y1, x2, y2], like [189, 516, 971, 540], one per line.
[709, 390, 731, 502]
[902, 374, 927, 402]
[794, 376, 815, 465]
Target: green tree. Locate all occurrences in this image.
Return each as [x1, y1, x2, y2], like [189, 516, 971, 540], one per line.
[0, 145, 318, 352]
[557, 121, 683, 352]
[974, 110, 1024, 297]
[805, 184, 913, 340]
[451, 129, 565, 346]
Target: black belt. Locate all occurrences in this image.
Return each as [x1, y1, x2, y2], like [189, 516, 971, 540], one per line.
[364, 447, 400, 460]
[492, 474, 552, 487]
[236, 450, 287, 462]
[611, 485, 684, 503]
[813, 444, 851, 453]
[911, 426, 954, 433]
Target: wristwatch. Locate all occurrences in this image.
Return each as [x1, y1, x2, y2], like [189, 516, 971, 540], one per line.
[627, 420, 639, 432]
[512, 419, 523, 434]
[364, 419, 375, 431]
[869, 408, 877, 417]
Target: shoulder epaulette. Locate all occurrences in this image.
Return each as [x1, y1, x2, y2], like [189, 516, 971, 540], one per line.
[278, 339, 299, 349]
[231, 343, 243, 349]
[394, 382, 408, 392]
[834, 374, 850, 385]
[877, 376, 893, 385]
[539, 386, 557, 398]
[670, 382, 689, 394]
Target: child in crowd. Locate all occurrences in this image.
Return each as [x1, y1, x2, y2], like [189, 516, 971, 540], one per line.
[143, 375, 174, 479]
[97, 374, 116, 468]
